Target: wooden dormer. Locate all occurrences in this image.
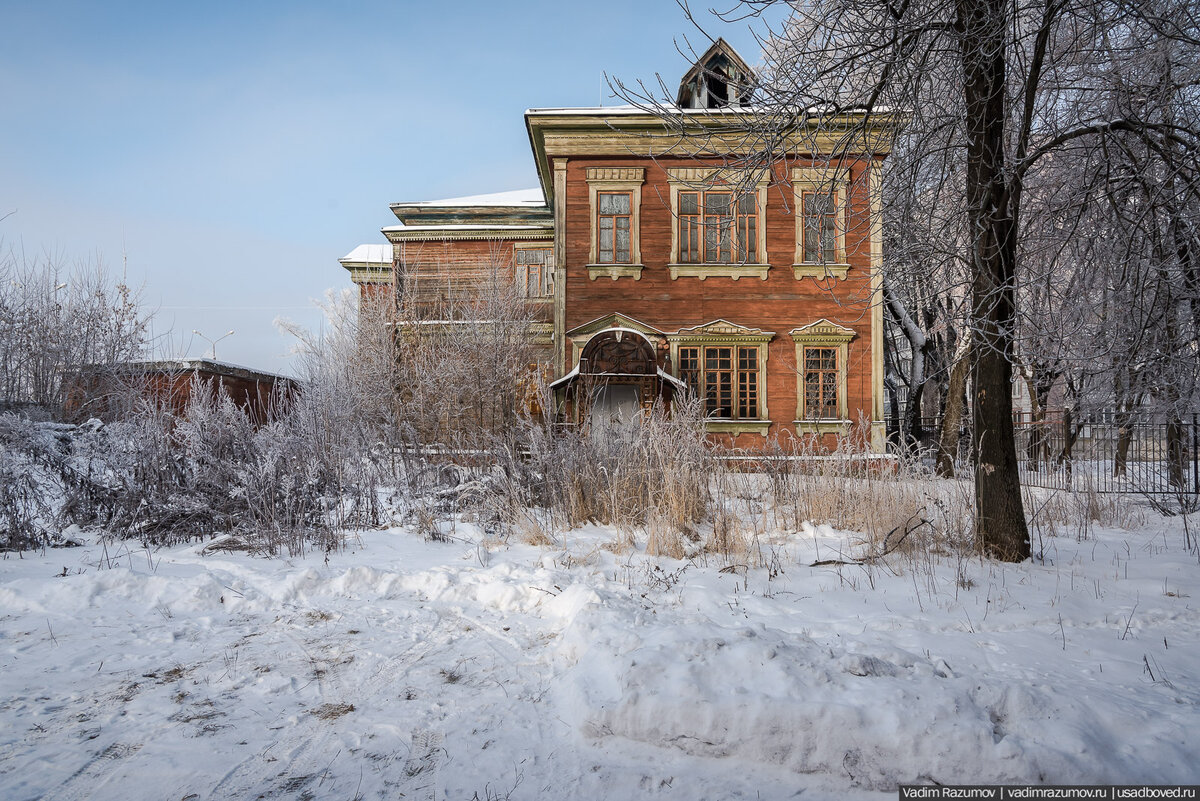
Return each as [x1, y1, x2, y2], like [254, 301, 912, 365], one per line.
[676, 38, 755, 109]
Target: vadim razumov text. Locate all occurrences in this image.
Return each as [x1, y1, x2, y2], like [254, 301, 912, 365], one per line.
[898, 787, 1199, 800]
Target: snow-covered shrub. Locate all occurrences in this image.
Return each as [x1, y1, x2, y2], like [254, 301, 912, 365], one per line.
[0, 414, 67, 550]
[104, 377, 387, 555]
[481, 396, 717, 549]
[0, 412, 147, 551]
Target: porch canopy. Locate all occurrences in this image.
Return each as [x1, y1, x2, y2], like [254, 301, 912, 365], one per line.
[550, 327, 685, 424]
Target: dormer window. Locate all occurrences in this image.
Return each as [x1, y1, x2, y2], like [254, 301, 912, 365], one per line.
[676, 39, 755, 109]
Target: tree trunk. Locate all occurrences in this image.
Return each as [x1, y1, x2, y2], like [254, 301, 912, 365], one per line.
[935, 335, 971, 478]
[1114, 407, 1133, 478]
[958, 0, 1030, 561]
[1055, 406, 1082, 481]
[884, 280, 929, 454]
[1167, 416, 1186, 490]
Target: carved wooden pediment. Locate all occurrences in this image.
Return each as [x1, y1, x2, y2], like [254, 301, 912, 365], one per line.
[789, 319, 857, 343]
[670, 319, 775, 342]
[566, 313, 666, 340]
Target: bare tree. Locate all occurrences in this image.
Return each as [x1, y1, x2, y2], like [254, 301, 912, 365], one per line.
[391, 241, 546, 452]
[614, 0, 1200, 560]
[0, 247, 149, 418]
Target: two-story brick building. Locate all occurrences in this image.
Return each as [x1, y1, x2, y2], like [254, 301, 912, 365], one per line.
[340, 40, 898, 452]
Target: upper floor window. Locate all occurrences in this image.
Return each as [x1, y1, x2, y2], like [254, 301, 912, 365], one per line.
[678, 191, 758, 264]
[516, 246, 553, 298]
[801, 191, 838, 265]
[792, 167, 850, 279]
[667, 168, 770, 280]
[586, 168, 645, 279]
[597, 192, 632, 263]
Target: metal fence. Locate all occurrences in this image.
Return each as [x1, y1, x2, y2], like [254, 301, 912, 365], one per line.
[895, 413, 1200, 495]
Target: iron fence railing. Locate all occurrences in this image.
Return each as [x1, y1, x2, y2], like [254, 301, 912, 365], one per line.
[893, 412, 1200, 495]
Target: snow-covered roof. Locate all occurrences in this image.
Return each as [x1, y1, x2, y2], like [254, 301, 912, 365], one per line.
[398, 188, 545, 207]
[102, 358, 297, 383]
[524, 104, 901, 117]
[381, 223, 552, 233]
[339, 244, 391, 265]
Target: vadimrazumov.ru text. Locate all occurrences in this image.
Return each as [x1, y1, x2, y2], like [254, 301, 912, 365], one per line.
[899, 786, 1199, 800]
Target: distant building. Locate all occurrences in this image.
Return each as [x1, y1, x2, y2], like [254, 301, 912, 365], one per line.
[64, 359, 296, 424]
[341, 40, 900, 451]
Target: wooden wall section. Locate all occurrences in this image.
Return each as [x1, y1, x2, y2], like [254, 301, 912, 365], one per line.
[561, 156, 878, 450]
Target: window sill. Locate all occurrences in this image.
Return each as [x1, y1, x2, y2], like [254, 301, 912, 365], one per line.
[794, 419, 852, 434]
[520, 296, 554, 303]
[792, 263, 850, 280]
[704, 419, 771, 436]
[587, 263, 644, 281]
[669, 264, 770, 281]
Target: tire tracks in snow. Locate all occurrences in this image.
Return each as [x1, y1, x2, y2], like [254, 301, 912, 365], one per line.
[39, 742, 143, 801]
[204, 605, 445, 800]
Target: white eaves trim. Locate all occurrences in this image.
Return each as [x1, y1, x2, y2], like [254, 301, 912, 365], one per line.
[396, 188, 546, 207]
[381, 223, 552, 233]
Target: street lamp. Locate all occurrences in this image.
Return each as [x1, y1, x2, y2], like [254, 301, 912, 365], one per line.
[192, 329, 234, 360]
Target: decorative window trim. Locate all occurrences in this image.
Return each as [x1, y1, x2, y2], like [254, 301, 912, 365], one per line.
[587, 167, 645, 280]
[666, 168, 770, 280]
[791, 167, 850, 280]
[669, 263, 769, 281]
[705, 420, 772, 436]
[668, 319, 774, 427]
[790, 319, 856, 428]
[514, 241, 554, 301]
[589, 263, 644, 281]
[791, 419, 852, 435]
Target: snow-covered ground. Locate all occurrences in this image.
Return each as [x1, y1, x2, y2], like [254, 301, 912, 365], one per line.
[1, 510, 1198, 800]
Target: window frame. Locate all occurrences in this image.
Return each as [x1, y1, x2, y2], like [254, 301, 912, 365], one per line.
[668, 319, 773, 435]
[677, 189, 759, 265]
[792, 167, 851, 280]
[789, 319, 856, 432]
[596, 191, 633, 265]
[667, 168, 770, 281]
[801, 345, 840, 420]
[677, 344, 762, 420]
[514, 244, 554, 300]
[586, 167, 645, 280]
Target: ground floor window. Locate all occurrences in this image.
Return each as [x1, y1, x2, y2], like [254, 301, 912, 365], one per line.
[789, 320, 856, 424]
[678, 344, 760, 419]
[802, 346, 839, 419]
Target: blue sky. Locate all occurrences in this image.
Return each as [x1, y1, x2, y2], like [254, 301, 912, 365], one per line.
[0, 1, 773, 374]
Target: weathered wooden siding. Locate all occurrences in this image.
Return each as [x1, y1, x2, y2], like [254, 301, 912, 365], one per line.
[359, 239, 552, 324]
[562, 157, 877, 448]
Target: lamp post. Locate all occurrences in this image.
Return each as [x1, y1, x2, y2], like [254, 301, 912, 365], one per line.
[192, 329, 234, 361]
